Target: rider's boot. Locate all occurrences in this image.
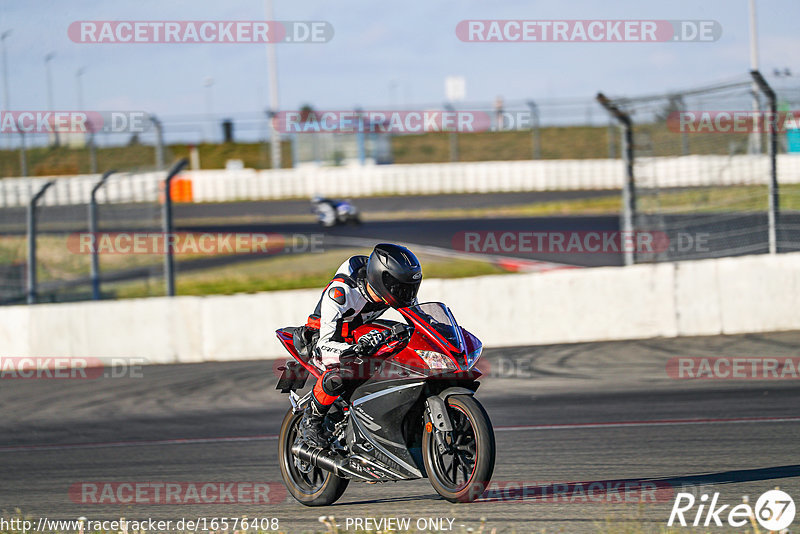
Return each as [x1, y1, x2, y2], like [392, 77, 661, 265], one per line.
[299, 396, 330, 448]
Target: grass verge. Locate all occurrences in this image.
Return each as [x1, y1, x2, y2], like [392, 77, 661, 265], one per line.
[0, 121, 767, 177]
[114, 248, 508, 298]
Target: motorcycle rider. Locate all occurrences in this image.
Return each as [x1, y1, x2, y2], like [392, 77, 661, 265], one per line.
[299, 243, 423, 447]
[310, 195, 338, 227]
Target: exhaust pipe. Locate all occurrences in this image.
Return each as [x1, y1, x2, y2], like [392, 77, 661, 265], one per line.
[291, 443, 373, 481]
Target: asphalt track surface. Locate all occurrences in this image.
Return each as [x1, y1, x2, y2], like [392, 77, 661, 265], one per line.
[0, 191, 620, 230]
[5, 189, 797, 273]
[178, 216, 625, 268]
[172, 191, 621, 219]
[0, 214, 620, 306]
[2, 331, 799, 533]
[173, 191, 621, 268]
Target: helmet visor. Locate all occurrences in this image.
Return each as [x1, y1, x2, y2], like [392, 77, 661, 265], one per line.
[381, 271, 420, 306]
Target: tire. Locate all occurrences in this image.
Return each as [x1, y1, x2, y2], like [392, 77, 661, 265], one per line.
[422, 395, 495, 503]
[278, 408, 349, 506]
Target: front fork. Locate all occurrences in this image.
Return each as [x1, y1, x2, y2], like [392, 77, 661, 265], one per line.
[425, 395, 455, 455]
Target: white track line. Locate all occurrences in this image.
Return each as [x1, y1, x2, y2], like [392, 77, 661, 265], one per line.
[0, 434, 279, 453]
[495, 415, 800, 432]
[2, 416, 798, 454]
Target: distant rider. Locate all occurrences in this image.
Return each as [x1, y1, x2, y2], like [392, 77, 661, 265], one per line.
[311, 195, 338, 226]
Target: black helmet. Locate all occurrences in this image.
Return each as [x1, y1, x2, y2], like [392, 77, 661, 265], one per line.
[366, 243, 422, 308]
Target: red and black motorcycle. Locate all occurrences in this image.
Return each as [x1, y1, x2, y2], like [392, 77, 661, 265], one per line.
[275, 302, 495, 506]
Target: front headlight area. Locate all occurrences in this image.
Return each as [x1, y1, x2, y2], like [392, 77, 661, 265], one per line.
[465, 345, 483, 370]
[415, 350, 457, 370]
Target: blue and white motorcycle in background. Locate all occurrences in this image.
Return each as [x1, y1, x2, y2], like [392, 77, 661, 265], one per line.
[311, 196, 362, 227]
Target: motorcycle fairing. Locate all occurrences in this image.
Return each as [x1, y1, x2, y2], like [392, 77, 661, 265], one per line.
[276, 327, 322, 379]
[346, 376, 426, 480]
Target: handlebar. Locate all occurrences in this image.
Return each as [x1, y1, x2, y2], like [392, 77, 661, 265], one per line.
[386, 322, 410, 342]
[354, 323, 410, 357]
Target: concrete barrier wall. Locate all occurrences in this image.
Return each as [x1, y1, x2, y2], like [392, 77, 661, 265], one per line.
[3, 155, 800, 207]
[1, 252, 798, 362]
[0, 171, 163, 207]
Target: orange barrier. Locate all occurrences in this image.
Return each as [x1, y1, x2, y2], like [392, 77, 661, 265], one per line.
[158, 176, 194, 203]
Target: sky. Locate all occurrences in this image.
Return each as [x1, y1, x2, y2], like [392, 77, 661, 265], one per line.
[1, 0, 798, 139]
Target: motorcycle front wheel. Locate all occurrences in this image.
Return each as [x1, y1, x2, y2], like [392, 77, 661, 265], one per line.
[422, 395, 495, 503]
[278, 408, 349, 506]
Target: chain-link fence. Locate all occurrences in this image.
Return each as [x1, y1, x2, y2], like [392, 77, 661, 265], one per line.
[600, 73, 800, 264]
[0, 204, 26, 304]
[0, 169, 170, 305]
[2, 77, 798, 176]
[0, 117, 167, 178]
[0, 97, 624, 177]
[93, 173, 164, 299]
[33, 197, 91, 303]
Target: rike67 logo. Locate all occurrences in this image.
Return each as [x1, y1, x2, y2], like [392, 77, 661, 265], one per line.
[668, 490, 795, 530]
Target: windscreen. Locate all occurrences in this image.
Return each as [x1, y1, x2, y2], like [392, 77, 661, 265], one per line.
[407, 302, 464, 351]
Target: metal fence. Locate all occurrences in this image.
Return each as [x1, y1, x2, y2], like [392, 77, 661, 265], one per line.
[0, 160, 187, 305]
[91, 174, 164, 300]
[0, 96, 623, 177]
[598, 72, 800, 264]
[0, 202, 26, 304]
[2, 75, 798, 176]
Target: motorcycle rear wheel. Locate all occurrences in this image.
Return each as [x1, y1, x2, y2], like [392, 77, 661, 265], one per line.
[278, 408, 349, 506]
[422, 395, 495, 503]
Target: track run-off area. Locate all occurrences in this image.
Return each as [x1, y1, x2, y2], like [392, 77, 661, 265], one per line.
[2, 331, 799, 532]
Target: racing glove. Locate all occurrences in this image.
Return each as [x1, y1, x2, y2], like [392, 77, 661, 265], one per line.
[354, 330, 386, 356]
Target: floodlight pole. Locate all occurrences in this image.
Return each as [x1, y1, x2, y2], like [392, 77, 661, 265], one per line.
[444, 103, 458, 162]
[265, 0, 281, 169]
[526, 100, 541, 159]
[747, 0, 762, 155]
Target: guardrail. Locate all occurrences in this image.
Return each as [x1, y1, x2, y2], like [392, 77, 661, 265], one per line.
[1, 252, 798, 362]
[2, 155, 800, 207]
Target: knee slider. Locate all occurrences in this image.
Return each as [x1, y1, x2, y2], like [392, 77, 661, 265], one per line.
[321, 369, 346, 396]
